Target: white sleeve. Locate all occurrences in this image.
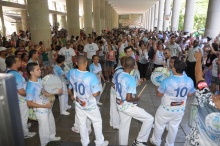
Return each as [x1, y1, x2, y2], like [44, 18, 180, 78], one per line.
[94, 43, 99, 51]
[83, 45, 88, 52]
[70, 48, 76, 56]
[58, 49, 62, 55]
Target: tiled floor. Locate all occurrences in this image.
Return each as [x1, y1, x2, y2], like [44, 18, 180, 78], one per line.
[25, 80, 195, 146]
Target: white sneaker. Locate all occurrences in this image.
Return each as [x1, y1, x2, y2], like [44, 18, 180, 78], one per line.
[132, 139, 148, 146]
[97, 102, 103, 106]
[101, 140, 109, 146]
[27, 123, 32, 128]
[71, 126, 80, 133]
[51, 137, 61, 141]
[65, 105, 71, 110]
[24, 132, 36, 139]
[61, 111, 70, 115]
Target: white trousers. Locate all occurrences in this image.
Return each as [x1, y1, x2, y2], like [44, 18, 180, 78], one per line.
[35, 109, 56, 146]
[19, 101, 29, 136]
[59, 82, 69, 114]
[96, 84, 103, 102]
[74, 113, 92, 131]
[151, 106, 184, 146]
[75, 106, 105, 146]
[118, 105, 154, 145]
[110, 87, 120, 128]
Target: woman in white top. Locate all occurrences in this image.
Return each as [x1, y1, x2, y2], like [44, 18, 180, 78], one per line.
[154, 42, 165, 68]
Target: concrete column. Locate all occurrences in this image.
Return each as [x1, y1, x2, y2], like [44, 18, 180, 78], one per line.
[0, 6, 6, 36]
[16, 20, 22, 33]
[109, 5, 113, 30]
[61, 15, 67, 29]
[83, 0, 93, 35]
[93, 0, 101, 35]
[171, 0, 182, 31]
[111, 7, 114, 29]
[146, 10, 148, 29]
[100, 0, 105, 31]
[151, 5, 155, 30]
[52, 13, 57, 28]
[21, 10, 28, 31]
[183, 0, 196, 33]
[143, 12, 146, 29]
[105, 1, 109, 30]
[163, 0, 171, 31]
[66, 0, 80, 37]
[157, 0, 165, 31]
[148, 8, 151, 30]
[204, 0, 220, 39]
[27, 0, 51, 48]
[115, 11, 118, 28]
[154, 1, 159, 28]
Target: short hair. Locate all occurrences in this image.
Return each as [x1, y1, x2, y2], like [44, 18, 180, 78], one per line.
[124, 46, 133, 53]
[21, 53, 27, 60]
[212, 43, 218, 51]
[26, 62, 38, 76]
[5, 55, 17, 68]
[124, 57, 135, 69]
[164, 47, 171, 51]
[120, 56, 127, 67]
[29, 49, 37, 60]
[56, 55, 65, 64]
[174, 60, 186, 74]
[171, 56, 179, 61]
[92, 55, 98, 60]
[77, 55, 87, 65]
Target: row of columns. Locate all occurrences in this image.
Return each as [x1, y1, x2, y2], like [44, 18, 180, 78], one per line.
[12, 0, 119, 48]
[143, 0, 220, 39]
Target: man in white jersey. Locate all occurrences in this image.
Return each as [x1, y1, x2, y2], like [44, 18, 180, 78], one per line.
[58, 41, 76, 69]
[83, 36, 99, 67]
[110, 56, 127, 129]
[150, 60, 195, 146]
[115, 57, 154, 146]
[5, 55, 36, 138]
[66, 56, 108, 146]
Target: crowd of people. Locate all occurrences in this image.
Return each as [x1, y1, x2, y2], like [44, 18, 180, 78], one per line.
[0, 27, 220, 146]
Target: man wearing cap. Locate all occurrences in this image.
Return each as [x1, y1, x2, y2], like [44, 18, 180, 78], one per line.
[0, 46, 7, 73]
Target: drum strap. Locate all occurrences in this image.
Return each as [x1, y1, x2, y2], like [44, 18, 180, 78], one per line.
[114, 67, 123, 74]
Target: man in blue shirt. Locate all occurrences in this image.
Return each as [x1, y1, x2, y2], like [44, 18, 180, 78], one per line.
[150, 60, 195, 146]
[66, 56, 108, 146]
[5, 55, 36, 139]
[115, 56, 154, 146]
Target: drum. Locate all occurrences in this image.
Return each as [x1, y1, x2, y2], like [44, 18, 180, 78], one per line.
[188, 103, 198, 127]
[28, 108, 37, 121]
[151, 67, 170, 86]
[42, 74, 62, 94]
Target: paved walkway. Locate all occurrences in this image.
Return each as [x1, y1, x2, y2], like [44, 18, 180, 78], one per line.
[25, 80, 195, 146]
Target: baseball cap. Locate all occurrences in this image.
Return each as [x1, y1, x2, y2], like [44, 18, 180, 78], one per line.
[0, 47, 7, 52]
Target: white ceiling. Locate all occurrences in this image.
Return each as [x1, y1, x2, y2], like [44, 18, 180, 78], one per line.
[54, 0, 158, 15]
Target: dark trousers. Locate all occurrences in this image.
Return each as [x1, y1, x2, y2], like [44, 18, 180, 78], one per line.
[186, 61, 196, 87]
[138, 62, 148, 79]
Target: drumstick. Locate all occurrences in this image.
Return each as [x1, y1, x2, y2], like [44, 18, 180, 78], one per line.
[138, 84, 147, 97]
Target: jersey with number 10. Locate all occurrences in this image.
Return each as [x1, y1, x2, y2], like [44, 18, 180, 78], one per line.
[115, 72, 136, 111]
[66, 69, 100, 110]
[158, 75, 195, 107]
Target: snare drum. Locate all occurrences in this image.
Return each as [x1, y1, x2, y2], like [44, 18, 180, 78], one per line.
[42, 74, 62, 94]
[189, 103, 198, 127]
[151, 67, 170, 86]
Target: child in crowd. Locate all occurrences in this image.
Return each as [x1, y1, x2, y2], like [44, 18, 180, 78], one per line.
[89, 55, 105, 106]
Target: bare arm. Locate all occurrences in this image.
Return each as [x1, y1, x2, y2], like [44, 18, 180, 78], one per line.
[27, 100, 51, 108]
[155, 86, 164, 97]
[194, 51, 204, 83]
[93, 91, 100, 97]
[18, 89, 26, 96]
[126, 93, 140, 102]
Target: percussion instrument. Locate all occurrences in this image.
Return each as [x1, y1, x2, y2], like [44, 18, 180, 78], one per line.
[151, 67, 170, 86]
[42, 74, 62, 94]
